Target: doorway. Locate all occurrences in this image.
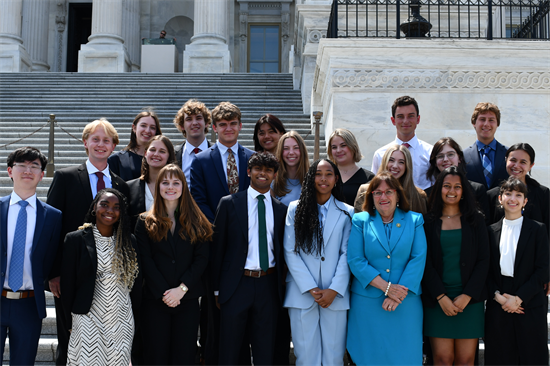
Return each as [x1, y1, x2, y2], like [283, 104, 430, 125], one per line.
[67, 3, 92, 72]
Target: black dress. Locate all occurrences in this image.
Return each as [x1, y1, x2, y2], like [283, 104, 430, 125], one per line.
[342, 168, 374, 206]
[108, 150, 143, 181]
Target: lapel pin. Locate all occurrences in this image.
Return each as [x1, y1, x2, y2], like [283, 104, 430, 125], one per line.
[396, 223, 401, 228]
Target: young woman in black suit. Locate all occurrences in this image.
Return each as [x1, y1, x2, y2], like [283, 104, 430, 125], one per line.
[61, 188, 141, 366]
[108, 110, 163, 181]
[127, 135, 176, 230]
[485, 177, 549, 365]
[135, 164, 213, 365]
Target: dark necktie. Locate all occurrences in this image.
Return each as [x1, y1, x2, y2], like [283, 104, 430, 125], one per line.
[257, 195, 268, 272]
[193, 147, 201, 154]
[9, 200, 29, 292]
[402, 142, 411, 149]
[227, 149, 239, 194]
[482, 145, 493, 187]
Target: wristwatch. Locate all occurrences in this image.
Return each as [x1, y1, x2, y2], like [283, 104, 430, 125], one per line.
[180, 284, 188, 293]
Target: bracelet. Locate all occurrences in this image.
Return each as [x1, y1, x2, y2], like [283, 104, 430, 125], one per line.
[384, 282, 391, 296]
[437, 294, 446, 302]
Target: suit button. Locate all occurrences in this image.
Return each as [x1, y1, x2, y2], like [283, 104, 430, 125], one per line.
[386, 269, 390, 273]
[321, 257, 325, 261]
[387, 255, 390, 259]
[172, 260, 175, 264]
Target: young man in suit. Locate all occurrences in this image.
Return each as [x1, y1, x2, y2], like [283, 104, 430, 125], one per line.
[213, 152, 287, 366]
[46, 118, 129, 366]
[371, 96, 433, 189]
[463, 102, 509, 190]
[173, 99, 212, 188]
[1, 147, 62, 365]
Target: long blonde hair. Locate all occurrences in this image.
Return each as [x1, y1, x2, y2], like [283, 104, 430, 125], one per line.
[380, 145, 427, 214]
[273, 131, 310, 198]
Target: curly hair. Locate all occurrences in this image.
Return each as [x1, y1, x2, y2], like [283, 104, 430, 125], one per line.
[471, 102, 501, 126]
[144, 164, 213, 243]
[294, 159, 350, 255]
[124, 109, 162, 152]
[273, 131, 310, 198]
[82, 188, 139, 290]
[140, 135, 176, 183]
[327, 128, 363, 163]
[253, 114, 287, 152]
[173, 99, 212, 137]
[247, 151, 279, 173]
[211, 102, 241, 125]
[426, 166, 484, 226]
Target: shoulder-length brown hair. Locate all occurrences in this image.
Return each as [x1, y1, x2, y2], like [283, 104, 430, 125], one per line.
[363, 171, 410, 215]
[273, 131, 310, 198]
[144, 164, 213, 243]
[125, 110, 162, 152]
[140, 135, 176, 183]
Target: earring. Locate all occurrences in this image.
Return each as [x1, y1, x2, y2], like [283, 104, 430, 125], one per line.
[397, 201, 400, 207]
[91, 210, 96, 216]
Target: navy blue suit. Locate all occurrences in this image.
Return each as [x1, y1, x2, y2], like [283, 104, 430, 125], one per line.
[1, 195, 62, 365]
[190, 143, 254, 223]
[463, 140, 509, 190]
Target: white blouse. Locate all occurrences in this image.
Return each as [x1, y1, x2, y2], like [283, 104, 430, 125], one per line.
[145, 183, 154, 212]
[499, 216, 524, 277]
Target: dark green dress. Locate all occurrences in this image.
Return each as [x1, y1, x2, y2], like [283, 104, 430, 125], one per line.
[424, 229, 485, 338]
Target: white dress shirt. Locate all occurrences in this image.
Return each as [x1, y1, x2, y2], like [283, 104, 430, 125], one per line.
[145, 183, 154, 212]
[499, 216, 523, 277]
[217, 141, 240, 182]
[245, 186, 276, 270]
[371, 135, 434, 189]
[4, 192, 37, 291]
[86, 159, 112, 198]
[182, 138, 209, 188]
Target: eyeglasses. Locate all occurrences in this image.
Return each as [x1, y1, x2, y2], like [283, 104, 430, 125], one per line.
[12, 163, 42, 173]
[435, 152, 457, 161]
[160, 33, 166, 36]
[372, 189, 396, 198]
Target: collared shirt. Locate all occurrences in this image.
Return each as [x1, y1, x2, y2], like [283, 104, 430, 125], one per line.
[216, 141, 240, 182]
[245, 186, 276, 270]
[4, 192, 37, 291]
[317, 196, 332, 229]
[86, 159, 112, 198]
[499, 216, 523, 277]
[182, 138, 209, 188]
[371, 135, 433, 189]
[475, 139, 497, 168]
[145, 183, 154, 211]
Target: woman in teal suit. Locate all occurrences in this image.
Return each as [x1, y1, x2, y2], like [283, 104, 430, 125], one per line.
[347, 171, 427, 365]
[284, 159, 354, 366]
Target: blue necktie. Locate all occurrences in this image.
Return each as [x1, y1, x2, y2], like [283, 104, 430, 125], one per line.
[9, 200, 29, 292]
[482, 145, 493, 187]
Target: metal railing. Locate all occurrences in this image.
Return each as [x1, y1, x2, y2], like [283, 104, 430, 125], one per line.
[327, 0, 550, 40]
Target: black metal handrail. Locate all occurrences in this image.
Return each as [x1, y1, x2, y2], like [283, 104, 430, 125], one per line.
[327, 0, 549, 39]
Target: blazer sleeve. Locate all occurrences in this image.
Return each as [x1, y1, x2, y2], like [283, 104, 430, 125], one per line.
[347, 214, 382, 289]
[461, 219, 490, 302]
[42, 207, 62, 285]
[134, 217, 171, 299]
[191, 156, 215, 223]
[107, 153, 121, 177]
[396, 213, 427, 295]
[283, 205, 319, 294]
[179, 239, 209, 292]
[46, 170, 68, 280]
[486, 226, 500, 297]
[516, 222, 549, 304]
[421, 220, 447, 302]
[61, 232, 79, 330]
[212, 197, 230, 293]
[328, 207, 353, 297]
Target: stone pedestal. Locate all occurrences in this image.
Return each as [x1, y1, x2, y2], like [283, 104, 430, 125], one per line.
[0, 0, 32, 72]
[22, 0, 50, 71]
[78, 0, 130, 72]
[141, 44, 178, 73]
[183, 0, 231, 73]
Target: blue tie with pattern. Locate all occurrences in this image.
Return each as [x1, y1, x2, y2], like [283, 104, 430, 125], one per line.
[482, 145, 493, 187]
[9, 200, 29, 292]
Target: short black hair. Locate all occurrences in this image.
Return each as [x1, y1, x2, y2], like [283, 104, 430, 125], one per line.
[247, 151, 279, 173]
[499, 176, 529, 197]
[7, 146, 47, 171]
[392, 95, 419, 118]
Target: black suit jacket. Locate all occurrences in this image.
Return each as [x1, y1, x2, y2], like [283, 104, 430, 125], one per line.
[134, 216, 209, 311]
[174, 140, 213, 168]
[487, 218, 549, 308]
[421, 214, 490, 307]
[127, 178, 146, 232]
[108, 150, 143, 182]
[212, 191, 288, 305]
[464, 141, 509, 190]
[46, 163, 130, 279]
[61, 226, 142, 329]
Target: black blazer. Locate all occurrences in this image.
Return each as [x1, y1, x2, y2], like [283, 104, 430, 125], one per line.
[46, 163, 130, 280]
[463, 141, 509, 190]
[174, 140, 212, 169]
[486, 178, 550, 236]
[108, 150, 143, 182]
[212, 190, 288, 305]
[134, 216, 209, 312]
[61, 226, 142, 329]
[127, 178, 146, 232]
[487, 218, 549, 308]
[421, 214, 490, 307]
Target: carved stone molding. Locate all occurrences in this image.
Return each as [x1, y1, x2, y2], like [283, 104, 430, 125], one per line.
[55, 1, 67, 72]
[307, 29, 326, 43]
[332, 69, 550, 90]
[240, 12, 248, 42]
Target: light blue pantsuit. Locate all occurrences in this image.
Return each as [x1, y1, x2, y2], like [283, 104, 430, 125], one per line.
[283, 196, 354, 366]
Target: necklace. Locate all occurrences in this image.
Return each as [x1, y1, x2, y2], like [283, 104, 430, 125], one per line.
[382, 218, 394, 224]
[443, 212, 461, 219]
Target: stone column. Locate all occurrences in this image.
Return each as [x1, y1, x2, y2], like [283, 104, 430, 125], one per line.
[238, 4, 248, 73]
[0, 0, 32, 71]
[22, 0, 50, 71]
[78, 0, 130, 72]
[183, 0, 231, 73]
[122, 0, 140, 71]
[54, 1, 67, 72]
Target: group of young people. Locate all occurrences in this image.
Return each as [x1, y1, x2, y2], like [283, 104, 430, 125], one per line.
[0, 95, 548, 366]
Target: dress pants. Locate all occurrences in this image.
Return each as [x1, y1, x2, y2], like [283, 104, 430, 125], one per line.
[53, 295, 70, 365]
[219, 273, 279, 366]
[1, 295, 42, 366]
[288, 303, 347, 366]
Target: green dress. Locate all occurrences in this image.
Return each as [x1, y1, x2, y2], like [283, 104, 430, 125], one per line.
[424, 229, 485, 339]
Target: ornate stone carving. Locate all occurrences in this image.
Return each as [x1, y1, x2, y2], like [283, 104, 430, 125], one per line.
[307, 29, 326, 43]
[55, 1, 67, 72]
[282, 12, 290, 42]
[331, 69, 550, 90]
[240, 12, 248, 42]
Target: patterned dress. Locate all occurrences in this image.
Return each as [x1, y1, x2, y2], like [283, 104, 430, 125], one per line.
[67, 226, 134, 366]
